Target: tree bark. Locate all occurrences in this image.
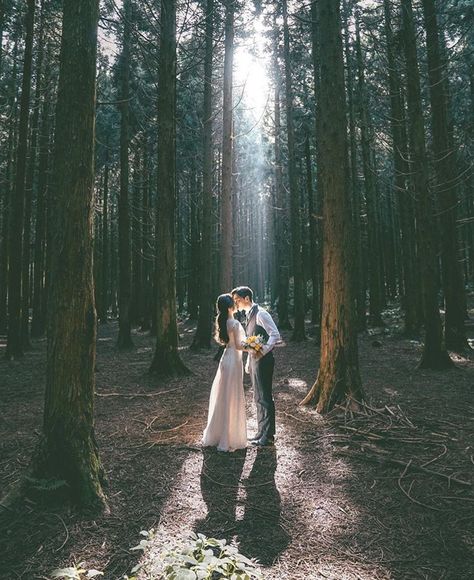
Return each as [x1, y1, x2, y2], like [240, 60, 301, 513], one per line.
[188, 167, 200, 320]
[304, 128, 320, 327]
[401, 0, 453, 369]
[191, 0, 214, 348]
[5, 0, 35, 359]
[130, 148, 142, 325]
[1, 35, 19, 335]
[31, 0, 107, 512]
[219, 0, 234, 292]
[282, 0, 305, 341]
[149, 0, 188, 376]
[341, 0, 365, 331]
[355, 12, 384, 327]
[301, 0, 363, 413]
[421, 0, 468, 352]
[117, 0, 134, 349]
[272, 26, 292, 330]
[140, 136, 153, 331]
[22, 0, 47, 347]
[98, 147, 110, 323]
[31, 53, 52, 338]
[383, 0, 420, 336]
[0, 0, 5, 77]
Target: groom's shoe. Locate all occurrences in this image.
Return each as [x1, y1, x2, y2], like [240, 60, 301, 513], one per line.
[251, 437, 275, 447]
[247, 434, 261, 442]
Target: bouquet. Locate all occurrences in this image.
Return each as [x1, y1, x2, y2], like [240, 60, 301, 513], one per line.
[242, 334, 265, 354]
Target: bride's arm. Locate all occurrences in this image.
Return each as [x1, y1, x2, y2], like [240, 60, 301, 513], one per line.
[231, 321, 247, 351]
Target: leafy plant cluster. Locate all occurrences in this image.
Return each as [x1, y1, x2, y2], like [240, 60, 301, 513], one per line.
[127, 530, 263, 580]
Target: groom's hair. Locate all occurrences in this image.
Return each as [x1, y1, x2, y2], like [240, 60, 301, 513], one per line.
[231, 286, 253, 301]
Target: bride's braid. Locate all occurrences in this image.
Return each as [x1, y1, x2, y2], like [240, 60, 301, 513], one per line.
[214, 294, 234, 345]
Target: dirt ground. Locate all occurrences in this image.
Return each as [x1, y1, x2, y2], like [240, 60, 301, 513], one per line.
[1, 307, 473, 580]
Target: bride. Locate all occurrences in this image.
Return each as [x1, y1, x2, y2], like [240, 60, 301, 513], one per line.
[202, 293, 247, 452]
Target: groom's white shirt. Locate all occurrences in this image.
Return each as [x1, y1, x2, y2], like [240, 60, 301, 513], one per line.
[248, 305, 281, 356]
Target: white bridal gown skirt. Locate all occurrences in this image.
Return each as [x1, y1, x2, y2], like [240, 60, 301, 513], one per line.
[202, 346, 247, 452]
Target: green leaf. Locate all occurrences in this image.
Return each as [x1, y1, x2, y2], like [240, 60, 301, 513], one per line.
[51, 568, 82, 580]
[86, 571, 104, 578]
[174, 570, 197, 580]
[130, 539, 149, 551]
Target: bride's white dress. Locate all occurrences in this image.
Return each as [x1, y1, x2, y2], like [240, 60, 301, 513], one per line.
[202, 318, 247, 452]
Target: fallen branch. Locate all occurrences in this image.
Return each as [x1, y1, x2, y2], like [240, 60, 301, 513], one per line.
[398, 460, 442, 511]
[50, 513, 70, 552]
[96, 386, 183, 398]
[281, 411, 316, 424]
[336, 448, 472, 488]
[152, 420, 189, 434]
[421, 445, 448, 468]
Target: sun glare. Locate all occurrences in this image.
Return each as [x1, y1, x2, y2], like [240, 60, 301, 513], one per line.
[234, 19, 270, 123]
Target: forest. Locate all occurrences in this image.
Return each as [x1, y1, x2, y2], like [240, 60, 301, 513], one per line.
[0, 0, 473, 578]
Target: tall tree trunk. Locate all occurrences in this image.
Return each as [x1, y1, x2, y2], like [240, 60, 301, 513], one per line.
[130, 148, 142, 325]
[110, 195, 118, 318]
[0, 76, 16, 333]
[140, 136, 152, 331]
[383, 0, 420, 336]
[302, 0, 363, 413]
[0, 0, 5, 77]
[188, 168, 200, 320]
[5, 0, 35, 359]
[22, 0, 46, 347]
[220, 0, 234, 292]
[98, 147, 109, 323]
[149, 0, 188, 376]
[191, 0, 214, 348]
[0, 181, 8, 334]
[421, 0, 468, 352]
[468, 68, 474, 287]
[341, 0, 365, 331]
[1, 31, 20, 335]
[31, 90, 51, 338]
[401, 0, 453, 369]
[282, 0, 305, 341]
[273, 30, 292, 330]
[31, 0, 107, 512]
[304, 128, 320, 326]
[117, 0, 134, 349]
[355, 13, 384, 327]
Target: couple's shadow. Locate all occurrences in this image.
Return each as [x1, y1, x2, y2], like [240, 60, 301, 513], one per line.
[194, 447, 290, 566]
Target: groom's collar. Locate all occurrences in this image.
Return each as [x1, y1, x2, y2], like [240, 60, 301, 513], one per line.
[247, 303, 258, 320]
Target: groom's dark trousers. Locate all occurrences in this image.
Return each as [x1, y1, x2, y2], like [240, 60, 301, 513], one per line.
[250, 351, 275, 441]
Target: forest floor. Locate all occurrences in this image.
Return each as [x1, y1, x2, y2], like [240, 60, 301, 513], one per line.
[1, 304, 474, 580]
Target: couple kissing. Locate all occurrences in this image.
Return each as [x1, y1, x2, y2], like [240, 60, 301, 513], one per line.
[202, 286, 281, 452]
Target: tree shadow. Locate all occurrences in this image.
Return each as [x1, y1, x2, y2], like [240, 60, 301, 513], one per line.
[0, 320, 200, 579]
[0, 444, 194, 579]
[194, 447, 247, 543]
[237, 448, 290, 566]
[274, 338, 474, 579]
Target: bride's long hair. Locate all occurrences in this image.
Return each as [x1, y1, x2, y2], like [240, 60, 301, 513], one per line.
[214, 294, 234, 345]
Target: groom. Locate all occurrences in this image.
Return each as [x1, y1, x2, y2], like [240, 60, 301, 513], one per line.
[231, 286, 281, 447]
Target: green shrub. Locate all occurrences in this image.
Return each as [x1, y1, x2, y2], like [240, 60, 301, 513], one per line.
[127, 530, 263, 580]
